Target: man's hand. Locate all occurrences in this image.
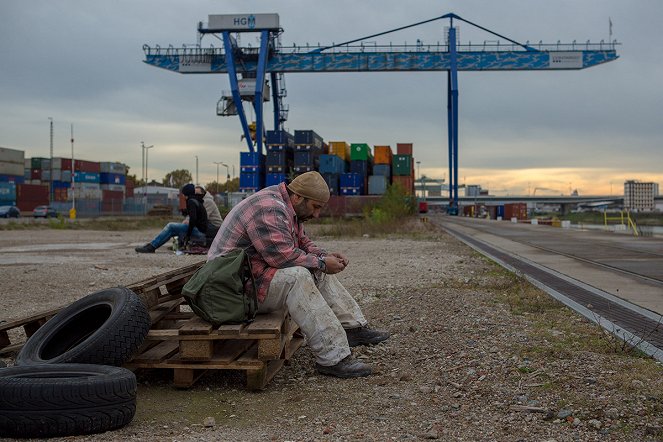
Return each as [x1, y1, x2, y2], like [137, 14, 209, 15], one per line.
[323, 255, 346, 274]
[329, 252, 349, 267]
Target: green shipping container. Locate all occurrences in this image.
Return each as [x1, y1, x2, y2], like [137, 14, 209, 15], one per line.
[350, 143, 373, 161]
[392, 154, 413, 176]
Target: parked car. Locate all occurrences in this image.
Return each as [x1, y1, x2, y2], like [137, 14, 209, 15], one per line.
[0, 205, 21, 218]
[33, 205, 58, 218]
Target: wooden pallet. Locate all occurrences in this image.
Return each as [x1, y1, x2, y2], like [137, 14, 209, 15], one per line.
[1, 261, 304, 390]
[126, 303, 303, 389]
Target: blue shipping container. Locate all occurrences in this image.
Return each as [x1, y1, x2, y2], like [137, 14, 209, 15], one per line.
[100, 172, 126, 185]
[321, 173, 339, 196]
[265, 173, 288, 187]
[373, 164, 391, 178]
[0, 174, 24, 184]
[240, 152, 265, 173]
[266, 130, 294, 146]
[340, 173, 364, 188]
[265, 151, 293, 173]
[350, 160, 372, 176]
[319, 154, 346, 175]
[293, 151, 317, 166]
[73, 172, 100, 183]
[52, 180, 71, 190]
[368, 175, 388, 195]
[0, 182, 17, 201]
[294, 130, 323, 149]
[239, 172, 264, 189]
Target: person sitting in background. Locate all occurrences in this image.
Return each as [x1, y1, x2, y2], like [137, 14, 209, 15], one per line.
[195, 185, 223, 245]
[207, 171, 389, 378]
[135, 183, 208, 253]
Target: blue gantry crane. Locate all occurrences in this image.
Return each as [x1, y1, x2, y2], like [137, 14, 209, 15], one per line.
[143, 12, 618, 214]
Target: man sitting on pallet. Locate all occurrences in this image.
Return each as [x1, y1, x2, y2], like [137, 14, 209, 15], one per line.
[208, 171, 389, 378]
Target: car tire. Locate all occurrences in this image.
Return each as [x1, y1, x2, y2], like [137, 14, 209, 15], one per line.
[0, 363, 136, 438]
[16, 287, 151, 366]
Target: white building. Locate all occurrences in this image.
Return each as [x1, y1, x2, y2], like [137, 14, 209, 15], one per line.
[624, 180, 659, 212]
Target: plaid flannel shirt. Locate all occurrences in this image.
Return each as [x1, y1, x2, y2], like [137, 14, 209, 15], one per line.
[207, 183, 326, 303]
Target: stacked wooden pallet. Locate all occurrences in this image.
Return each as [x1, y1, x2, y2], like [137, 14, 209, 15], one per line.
[0, 261, 303, 390]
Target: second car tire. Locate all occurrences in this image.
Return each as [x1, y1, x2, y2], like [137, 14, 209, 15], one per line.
[16, 287, 151, 366]
[0, 364, 137, 438]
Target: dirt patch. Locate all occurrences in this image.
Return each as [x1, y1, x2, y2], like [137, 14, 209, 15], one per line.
[1, 224, 662, 441]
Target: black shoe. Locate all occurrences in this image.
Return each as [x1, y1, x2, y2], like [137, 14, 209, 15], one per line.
[315, 355, 372, 378]
[135, 243, 156, 253]
[346, 326, 390, 347]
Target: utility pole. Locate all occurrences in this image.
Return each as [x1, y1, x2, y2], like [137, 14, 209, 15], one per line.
[221, 162, 230, 183]
[141, 142, 154, 214]
[213, 161, 224, 193]
[195, 155, 199, 185]
[70, 124, 76, 218]
[416, 161, 421, 198]
[48, 117, 54, 204]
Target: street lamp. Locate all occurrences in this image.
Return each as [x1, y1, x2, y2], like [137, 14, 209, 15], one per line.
[213, 161, 224, 193]
[49, 117, 54, 204]
[141, 142, 154, 214]
[195, 155, 199, 185]
[220, 162, 230, 182]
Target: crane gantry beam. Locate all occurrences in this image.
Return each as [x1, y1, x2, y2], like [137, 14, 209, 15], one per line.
[142, 12, 619, 214]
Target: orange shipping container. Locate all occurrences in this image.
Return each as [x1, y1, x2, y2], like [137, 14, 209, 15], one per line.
[396, 143, 413, 155]
[329, 141, 350, 161]
[373, 145, 393, 165]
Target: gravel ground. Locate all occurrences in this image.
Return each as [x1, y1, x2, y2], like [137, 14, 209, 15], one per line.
[1, 221, 663, 441]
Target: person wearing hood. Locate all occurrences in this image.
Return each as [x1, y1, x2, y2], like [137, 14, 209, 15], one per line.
[135, 183, 208, 253]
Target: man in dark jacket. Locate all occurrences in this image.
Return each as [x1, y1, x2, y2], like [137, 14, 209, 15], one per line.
[135, 184, 208, 253]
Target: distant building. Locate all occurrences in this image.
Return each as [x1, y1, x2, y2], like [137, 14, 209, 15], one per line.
[465, 185, 482, 197]
[624, 180, 659, 212]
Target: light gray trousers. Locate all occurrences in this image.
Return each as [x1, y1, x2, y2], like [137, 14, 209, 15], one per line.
[259, 266, 367, 366]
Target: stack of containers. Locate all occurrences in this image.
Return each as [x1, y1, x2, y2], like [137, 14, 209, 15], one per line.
[265, 130, 294, 187]
[29, 157, 51, 183]
[73, 159, 101, 201]
[0, 182, 16, 206]
[392, 143, 415, 195]
[51, 157, 73, 202]
[293, 130, 324, 173]
[369, 145, 393, 195]
[16, 183, 49, 211]
[100, 162, 127, 213]
[318, 154, 346, 195]
[341, 143, 372, 195]
[0, 147, 25, 186]
[239, 151, 265, 192]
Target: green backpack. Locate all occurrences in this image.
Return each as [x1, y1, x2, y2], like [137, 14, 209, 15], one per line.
[182, 249, 258, 326]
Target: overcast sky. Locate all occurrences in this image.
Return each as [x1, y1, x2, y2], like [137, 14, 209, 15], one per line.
[1, 0, 661, 196]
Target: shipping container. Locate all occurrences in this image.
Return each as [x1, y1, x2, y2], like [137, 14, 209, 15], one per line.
[497, 205, 505, 219]
[53, 188, 68, 202]
[239, 172, 264, 190]
[0, 174, 24, 184]
[329, 141, 350, 161]
[16, 184, 49, 210]
[350, 160, 372, 177]
[52, 170, 73, 182]
[350, 143, 372, 161]
[99, 162, 127, 175]
[74, 159, 100, 173]
[240, 152, 265, 173]
[265, 173, 288, 187]
[265, 150, 293, 173]
[392, 154, 413, 176]
[504, 203, 528, 220]
[100, 172, 126, 185]
[0, 161, 24, 176]
[321, 173, 339, 196]
[319, 154, 346, 175]
[31, 157, 51, 170]
[266, 130, 294, 147]
[368, 175, 388, 195]
[294, 130, 323, 149]
[396, 143, 413, 155]
[71, 183, 102, 200]
[392, 176, 414, 195]
[102, 190, 124, 201]
[51, 180, 70, 190]
[0, 147, 24, 164]
[373, 145, 393, 165]
[52, 157, 73, 170]
[100, 184, 126, 192]
[373, 164, 391, 178]
[0, 182, 17, 202]
[74, 172, 100, 184]
[293, 151, 320, 169]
